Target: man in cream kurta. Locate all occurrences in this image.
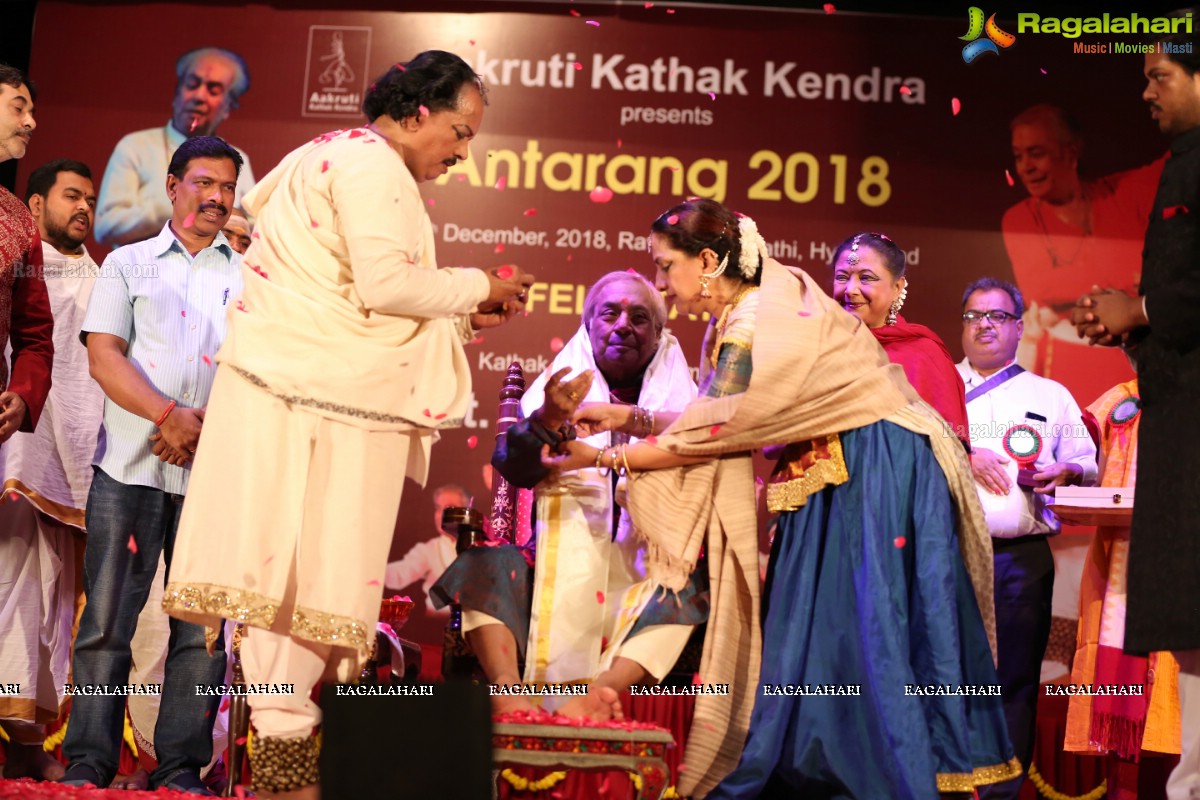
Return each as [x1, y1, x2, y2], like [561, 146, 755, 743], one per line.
[0, 159, 102, 779]
[162, 52, 532, 796]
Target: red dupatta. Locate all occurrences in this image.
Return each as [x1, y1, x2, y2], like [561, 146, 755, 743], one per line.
[872, 315, 970, 446]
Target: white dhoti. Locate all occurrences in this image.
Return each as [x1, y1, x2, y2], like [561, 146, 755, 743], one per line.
[0, 496, 76, 727]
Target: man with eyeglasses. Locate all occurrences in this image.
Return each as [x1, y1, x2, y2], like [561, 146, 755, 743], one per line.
[956, 277, 1097, 800]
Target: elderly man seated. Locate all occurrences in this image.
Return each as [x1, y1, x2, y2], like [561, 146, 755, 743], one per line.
[434, 270, 703, 721]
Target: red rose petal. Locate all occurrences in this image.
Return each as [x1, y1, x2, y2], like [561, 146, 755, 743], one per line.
[496, 265, 514, 279]
[418, 105, 430, 117]
[899, 85, 912, 96]
[469, 39, 476, 45]
[348, 129, 366, 139]
[616, 138, 623, 148]
[423, 408, 432, 417]
[456, 173, 468, 182]
[823, 2, 835, 12]
[666, 7, 675, 13]
[645, 435, 658, 444]
[235, 785, 247, 800]
[202, 355, 212, 366]
[220, 698, 231, 713]
[797, 310, 811, 316]
[644, 1, 653, 6]
[596, 591, 605, 604]
[894, 536, 907, 548]
[236, 736, 248, 746]
[184, 212, 196, 228]
[128, 535, 138, 554]
[467, 435, 478, 449]
[569, 8, 580, 15]
[494, 243, 506, 254]
[523, 208, 538, 216]
[1040, 67, 1048, 74]
[311, 220, 319, 228]
[589, 186, 614, 203]
[435, 413, 447, 420]
[550, 337, 565, 352]
[235, 300, 248, 312]
[1005, 169, 1015, 187]
[573, 62, 583, 70]
[252, 232, 260, 240]
[367, 579, 380, 586]
[149, 361, 156, 369]
[667, 214, 679, 225]
[181, 310, 187, 317]
[708, 91, 716, 100]
[510, 570, 517, 580]
[951, 97, 962, 116]
[709, 425, 722, 436]
[495, 175, 507, 191]
[586, 19, 600, 26]
[427, 198, 436, 207]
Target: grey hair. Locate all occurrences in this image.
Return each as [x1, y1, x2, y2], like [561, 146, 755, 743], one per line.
[176, 47, 250, 104]
[582, 271, 667, 335]
[962, 277, 1025, 318]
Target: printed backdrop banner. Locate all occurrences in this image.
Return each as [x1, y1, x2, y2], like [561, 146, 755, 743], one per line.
[29, 1, 1167, 642]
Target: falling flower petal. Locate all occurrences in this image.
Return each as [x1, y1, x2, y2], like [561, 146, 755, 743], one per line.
[1040, 67, 1048, 75]
[496, 265, 514, 279]
[666, 8, 675, 13]
[616, 138, 623, 148]
[550, 337, 565, 352]
[220, 698, 231, 713]
[797, 310, 811, 316]
[467, 435, 479, 449]
[573, 62, 583, 70]
[235, 300, 248, 312]
[127, 535, 137, 554]
[321, 160, 330, 173]
[235, 784, 247, 799]
[596, 591, 605, 604]
[644, 1, 653, 6]
[510, 570, 517, 580]
[566, 254, 573, 262]
[148, 361, 157, 369]
[426, 198, 436, 207]
[435, 413, 448, 420]
[181, 310, 187, 317]
[708, 91, 716, 100]
[569, 8, 580, 15]
[202, 355, 212, 366]
[184, 212, 196, 227]
[951, 97, 962, 116]
[348, 129, 366, 139]
[367, 579, 380, 586]
[823, 2, 835, 12]
[264, 555, 274, 566]
[523, 208, 538, 216]
[589, 186, 614, 203]
[236, 737, 248, 746]
[494, 243, 506, 254]
[311, 219, 319, 228]
[899, 85, 912, 96]
[710, 425, 722, 436]
[645, 435, 658, 444]
[667, 214, 679, 225]
[1005, 169, 1015, 187]
[469, 39, 476, 45]
[894, 536, 907, 548]
[494, 175, 507, 191]
[586, 19, 600, 26]
[456, 173, 468, 182]
[418, 105, 430, 117]
[423, 409, 432, 417]
[252, 231, 260, 240]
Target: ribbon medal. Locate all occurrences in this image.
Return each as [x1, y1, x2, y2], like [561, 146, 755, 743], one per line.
[1003, 424, 1043, 487]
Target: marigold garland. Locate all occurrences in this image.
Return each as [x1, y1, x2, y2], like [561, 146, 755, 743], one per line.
[497, 768, 680, 797]
[1027, 762, 1106, 800]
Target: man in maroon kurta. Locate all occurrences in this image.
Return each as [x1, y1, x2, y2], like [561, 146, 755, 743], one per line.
[0, 65, 53, 442]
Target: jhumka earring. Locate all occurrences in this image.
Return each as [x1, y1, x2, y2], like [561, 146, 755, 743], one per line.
[699, 275, 712, 298]
[887, 283, 908, 325]
[698, 252, 729, 299]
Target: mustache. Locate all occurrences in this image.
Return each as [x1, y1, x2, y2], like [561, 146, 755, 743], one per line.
[201, 202, 229, 215]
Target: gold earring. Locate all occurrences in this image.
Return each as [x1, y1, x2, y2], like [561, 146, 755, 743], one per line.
[699, 275, 711, 298]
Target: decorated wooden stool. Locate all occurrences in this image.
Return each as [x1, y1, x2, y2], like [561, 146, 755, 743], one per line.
[492, 712, 676, 800]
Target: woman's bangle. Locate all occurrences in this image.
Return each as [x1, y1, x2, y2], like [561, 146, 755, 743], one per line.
[620, 443, 632, 476]
[594, 446, 609, 477]
[154, 400, 177, 428]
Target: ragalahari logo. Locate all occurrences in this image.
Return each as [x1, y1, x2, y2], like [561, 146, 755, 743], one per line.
[960, 7, 1017, 62]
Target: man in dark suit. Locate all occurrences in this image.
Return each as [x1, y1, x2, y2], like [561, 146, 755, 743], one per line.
[1072, 26, 1200, 800]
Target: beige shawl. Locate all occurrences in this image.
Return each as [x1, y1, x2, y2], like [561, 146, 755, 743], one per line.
[626, 260, 995, 797]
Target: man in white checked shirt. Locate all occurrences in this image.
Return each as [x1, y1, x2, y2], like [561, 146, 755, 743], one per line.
[59, 136, 243, 796]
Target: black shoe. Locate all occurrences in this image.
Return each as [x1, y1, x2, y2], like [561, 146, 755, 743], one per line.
[162, 769, 218, 796]
[58, 763, 104, 787]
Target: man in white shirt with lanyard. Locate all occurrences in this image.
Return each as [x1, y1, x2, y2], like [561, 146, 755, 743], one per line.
[95, 47, 254, 247]
[957, 277, 1097, 800]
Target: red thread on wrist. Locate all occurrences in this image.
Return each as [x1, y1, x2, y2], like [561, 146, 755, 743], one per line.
[155, 400, 177, 428]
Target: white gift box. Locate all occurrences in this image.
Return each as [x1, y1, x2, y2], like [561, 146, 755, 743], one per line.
[1053, 486, 1135, 508]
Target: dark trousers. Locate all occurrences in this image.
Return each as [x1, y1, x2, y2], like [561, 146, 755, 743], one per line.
[63, 467, 227, 788]
[979, 534, 1054, 800]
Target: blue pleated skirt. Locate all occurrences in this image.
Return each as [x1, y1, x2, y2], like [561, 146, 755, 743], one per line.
[711, 420, 1017, 799]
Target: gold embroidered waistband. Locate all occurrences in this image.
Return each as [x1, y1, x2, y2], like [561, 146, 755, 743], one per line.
[936, 756, 1023, 791]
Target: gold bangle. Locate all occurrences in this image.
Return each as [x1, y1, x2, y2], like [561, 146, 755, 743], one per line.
[594, 447, 609, 476]
[621, 443, 632, 475]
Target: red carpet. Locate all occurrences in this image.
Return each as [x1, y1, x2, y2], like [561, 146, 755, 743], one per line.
[0, 778, 243, 799]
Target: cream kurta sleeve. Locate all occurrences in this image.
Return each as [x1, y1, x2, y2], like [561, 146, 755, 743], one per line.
[330, 143, 489, 318]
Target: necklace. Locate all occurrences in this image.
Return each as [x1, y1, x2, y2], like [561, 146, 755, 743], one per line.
[1030, 189, 1092, 268]
[710, 284, 759, 369]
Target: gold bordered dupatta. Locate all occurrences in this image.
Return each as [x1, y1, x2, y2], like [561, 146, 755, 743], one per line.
[625, 260, 996, 797]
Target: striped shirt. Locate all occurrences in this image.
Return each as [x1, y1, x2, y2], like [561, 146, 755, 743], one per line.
[81, 222, 242, 495]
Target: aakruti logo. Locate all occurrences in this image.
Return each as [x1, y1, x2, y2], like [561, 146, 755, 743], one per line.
[960, 7, 1017, 63]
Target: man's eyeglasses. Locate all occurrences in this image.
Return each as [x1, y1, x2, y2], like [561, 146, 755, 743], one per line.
[962, 310, 1019, 325]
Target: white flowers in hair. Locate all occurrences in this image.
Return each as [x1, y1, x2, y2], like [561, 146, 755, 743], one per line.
[737, 215, 769, 278]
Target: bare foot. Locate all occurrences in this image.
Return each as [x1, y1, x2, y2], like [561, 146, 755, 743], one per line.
[109, 766, 150, 790]
[557, 686, 624, 722]
[1, 742, 66, 780]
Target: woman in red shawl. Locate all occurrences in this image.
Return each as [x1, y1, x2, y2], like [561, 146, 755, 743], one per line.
[831, 232, 969, 447]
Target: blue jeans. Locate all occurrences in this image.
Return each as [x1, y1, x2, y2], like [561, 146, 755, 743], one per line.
[63, 467, 226, 788]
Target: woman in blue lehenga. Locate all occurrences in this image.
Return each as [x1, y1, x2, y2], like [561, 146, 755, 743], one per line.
[556, 199, 1020, 798]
